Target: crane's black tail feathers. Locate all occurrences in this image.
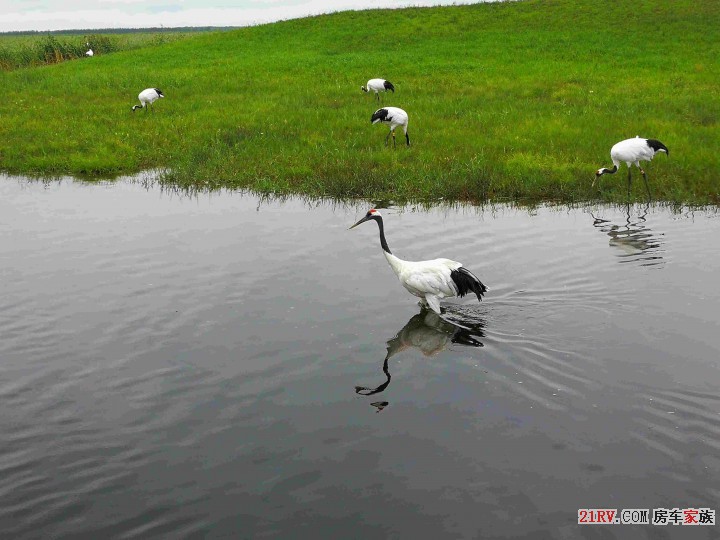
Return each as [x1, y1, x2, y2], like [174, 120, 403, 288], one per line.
[384, 80, 395, 92]
[646, 139, 669, 156]
[451, 267, 487, 301]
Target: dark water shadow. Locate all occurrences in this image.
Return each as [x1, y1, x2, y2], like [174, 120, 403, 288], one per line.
[590, 203, 665, 267]
[355, 308, 486, 411]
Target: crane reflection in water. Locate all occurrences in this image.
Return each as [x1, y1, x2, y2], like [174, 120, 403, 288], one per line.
[355, 308, 486, 412]
[590, 203, 665, 267]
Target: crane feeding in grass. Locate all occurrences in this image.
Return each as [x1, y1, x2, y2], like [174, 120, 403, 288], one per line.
[85, 48, 93, 57]
[361, 78, 395, 101]
[131, 88, 164, 113]
[371, 107, 410, 148]
[349, 209, 487, 314]
[594, 137, 669, 197]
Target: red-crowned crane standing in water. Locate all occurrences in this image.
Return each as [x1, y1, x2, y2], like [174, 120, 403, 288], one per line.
[349, 209, 487, 314]
[131, 88, 164, 113]
[594, 136, 669, 198]
[361, 78, 395, 101]
[371, 107, 409, 148]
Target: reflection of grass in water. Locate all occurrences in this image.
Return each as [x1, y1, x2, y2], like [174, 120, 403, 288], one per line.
[0, 0, 718, 204]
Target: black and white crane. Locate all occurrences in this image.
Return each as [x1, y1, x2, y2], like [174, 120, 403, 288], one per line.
[131, 88, 164, 113]
[371, 107, 410, 148]
[361, 78, 395, 101]
[85, 48, 93, 57]
[349, 209, 487, 314]
[594, 136, 669, 197]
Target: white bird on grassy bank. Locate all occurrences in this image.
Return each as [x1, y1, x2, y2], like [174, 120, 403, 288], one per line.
[131, 88, 164, 113]
[371, 107, 409, 148]
[594, 136, 669, 197]
[349, 209, 487, 314]
[361, 78, 395, 101]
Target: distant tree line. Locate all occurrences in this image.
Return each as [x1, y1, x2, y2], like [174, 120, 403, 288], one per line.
[0, 27, 236, 36]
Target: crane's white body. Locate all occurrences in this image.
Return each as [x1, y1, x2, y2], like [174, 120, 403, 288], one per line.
[609, 137, 664, 170]
[132, 88, 164, 112]
[85, 49, 93, 57]
[373, 106, 408, 132]
[137, 88, 163, 106]
[383, 252, 463, 314]
[366, 79, 387, 93]
[363, 78, 394, 98]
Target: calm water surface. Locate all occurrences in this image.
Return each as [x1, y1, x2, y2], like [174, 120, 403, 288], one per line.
[1, 177, 718, 539]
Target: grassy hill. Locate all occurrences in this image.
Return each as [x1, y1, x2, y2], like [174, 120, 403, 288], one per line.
[0, 0, 718, 203]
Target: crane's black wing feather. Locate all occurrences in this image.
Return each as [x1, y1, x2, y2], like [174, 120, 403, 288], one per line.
[450, 267, 487, 301]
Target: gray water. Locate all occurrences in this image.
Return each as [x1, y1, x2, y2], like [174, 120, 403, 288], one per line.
[1, 176, 718, 539]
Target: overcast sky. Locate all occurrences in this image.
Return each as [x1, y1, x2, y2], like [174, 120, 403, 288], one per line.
[0, 1, 485, 33]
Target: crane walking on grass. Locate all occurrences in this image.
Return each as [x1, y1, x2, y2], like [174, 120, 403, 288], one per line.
[349, 209, 487, 314]
[131, 88, 164, 113]
[371, 107, 410, 148]
[594, 136, 669, 198]
[361, 78, 395, 101]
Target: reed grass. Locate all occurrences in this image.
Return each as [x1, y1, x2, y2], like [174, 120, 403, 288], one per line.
[0, 32, 194, 71]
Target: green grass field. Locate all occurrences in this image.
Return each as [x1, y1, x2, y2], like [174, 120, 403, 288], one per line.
[0, 0, 718, 204]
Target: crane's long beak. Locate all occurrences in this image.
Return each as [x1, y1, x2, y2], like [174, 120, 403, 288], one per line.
[349, 215, 371, 230]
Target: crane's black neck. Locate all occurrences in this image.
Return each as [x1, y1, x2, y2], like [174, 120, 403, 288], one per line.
[373, 216, 392, 254]
[601, 165, 618, 176]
